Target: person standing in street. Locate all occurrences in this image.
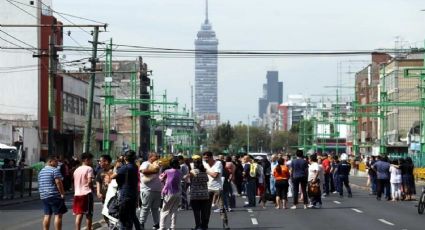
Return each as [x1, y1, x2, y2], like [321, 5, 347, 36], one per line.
[321, 153, 331, 197]
[389, 160, 402, 201]
[96, 154, 113, 226]
[73, 152, 94, 230]
[178, 155, 190, 210]
[273, 158, 290, 209]
[290, 150, 309, 209]
[139, 152, 162, 230]
[112, 150, 140, 230]
[366, 156, 377, 195]
[203, 151, 228, 229]
[372, 156, 391, 201]
[96, 154, 112, 203]
[39, 155, 67, 230]
[242, 155, 257, 207]
[336, 154, 353, 198]
[189, 155, 210, 230]
[159, 157, 182, 230]
[308, 154, 323, 208]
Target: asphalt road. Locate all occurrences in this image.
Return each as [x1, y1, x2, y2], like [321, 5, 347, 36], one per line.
[1, 177, 424, 230]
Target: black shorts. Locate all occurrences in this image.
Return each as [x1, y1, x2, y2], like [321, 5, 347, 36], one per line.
[42, 196, 68, 215]
[275, 179, 289, 200]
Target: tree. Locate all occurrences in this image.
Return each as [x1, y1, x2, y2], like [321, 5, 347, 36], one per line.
[271, 130, 298, 152]
[210, 122, 234, 153]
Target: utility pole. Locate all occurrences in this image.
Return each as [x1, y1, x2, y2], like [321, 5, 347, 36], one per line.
[48, 34, 56, 156]
[83, 26, 100, 154]
[247, 115, 250, 153]
[102, 39, 113, 155]
[139, 57, 150, 159]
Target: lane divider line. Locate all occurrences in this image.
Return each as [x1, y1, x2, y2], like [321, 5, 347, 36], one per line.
[351, 208, 363, 213]
[251, 218, 258, 225]
[333, 201, 341, 204]
[244, 201, 249, 205]
[378, 219, 394, 226]
[247, 209, 253, 213]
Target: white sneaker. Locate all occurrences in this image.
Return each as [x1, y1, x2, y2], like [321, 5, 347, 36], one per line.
[213, 208, 221, 213]
[307, 204, 314, 208]
[303, 205, 307, 209]
[290, 205, 297, 209]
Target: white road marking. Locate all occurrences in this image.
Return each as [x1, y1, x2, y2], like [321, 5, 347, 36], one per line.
[378, 219, 394, 226]
[247, 209, 253, 213]
[242, 196, 247, 199]
[251, 218, 258, 225]
[351, 208, 363, 213]
[333, 201, 341, 204]
[244, 201, 249, 205]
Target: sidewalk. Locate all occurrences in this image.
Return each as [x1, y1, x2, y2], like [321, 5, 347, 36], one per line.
[0, 191, 40, 207]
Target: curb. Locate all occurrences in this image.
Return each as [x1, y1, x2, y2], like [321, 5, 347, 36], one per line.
[0, 196, 39, 207]
[0, 191, 73, 207]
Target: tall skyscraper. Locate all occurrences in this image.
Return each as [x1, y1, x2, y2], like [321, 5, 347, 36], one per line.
[194, 0, 219, 127]
[258, 71, 283, 118]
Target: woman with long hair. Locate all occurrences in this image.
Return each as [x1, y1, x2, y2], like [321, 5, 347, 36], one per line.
[189, 155, 210, 230]
[273, 158, 290, 209]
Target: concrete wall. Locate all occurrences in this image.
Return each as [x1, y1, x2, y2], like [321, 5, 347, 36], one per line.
[0, 1, 39, 120]
[23, 127, 40, 165]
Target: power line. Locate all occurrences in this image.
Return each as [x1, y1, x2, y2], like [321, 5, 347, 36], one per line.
[6, 0, 37, 19]
[0, 29, 37, 49]
[7, 0, 106, 24]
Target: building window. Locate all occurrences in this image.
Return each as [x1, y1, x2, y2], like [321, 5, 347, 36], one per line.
[80, 98, 87, 116]
[94, 103, 101, 119]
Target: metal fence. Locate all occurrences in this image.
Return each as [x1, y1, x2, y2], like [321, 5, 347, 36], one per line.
[0, 168, 34, 200]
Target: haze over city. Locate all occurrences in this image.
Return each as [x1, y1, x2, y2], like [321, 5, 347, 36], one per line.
[53, 0, 425, 123]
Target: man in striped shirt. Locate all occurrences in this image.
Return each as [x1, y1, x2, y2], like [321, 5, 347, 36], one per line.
[38, 155, 67, 230]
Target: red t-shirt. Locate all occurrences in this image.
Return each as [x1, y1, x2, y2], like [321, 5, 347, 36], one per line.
[322, 159, 331, 174]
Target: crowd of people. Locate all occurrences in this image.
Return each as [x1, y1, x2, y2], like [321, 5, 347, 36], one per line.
[37, 149, 418, 230]
[365, 155, 416, 201]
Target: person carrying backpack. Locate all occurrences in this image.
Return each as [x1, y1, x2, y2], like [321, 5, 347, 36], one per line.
[243, 155, 257, 207]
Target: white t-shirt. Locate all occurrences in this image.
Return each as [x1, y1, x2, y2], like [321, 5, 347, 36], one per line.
[204, 160, 223, 191]
[139, 161, 162, 192]
[389, 165, 402, 184]
[308, 162, 323, 182]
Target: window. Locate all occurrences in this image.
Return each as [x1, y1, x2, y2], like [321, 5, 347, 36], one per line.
[94, 103, 101, 119]
[80, 98, 87, 116]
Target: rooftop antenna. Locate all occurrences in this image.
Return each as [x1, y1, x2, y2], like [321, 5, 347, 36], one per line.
[205, 0, 209, 23]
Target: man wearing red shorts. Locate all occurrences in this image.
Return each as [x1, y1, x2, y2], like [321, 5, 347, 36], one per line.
[73, 152, 94, 230]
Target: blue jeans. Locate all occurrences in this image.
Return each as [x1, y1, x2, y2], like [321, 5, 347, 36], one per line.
[370, 175, 377, 193]
[270, 176, 276, 195]
[246, 179, 256, 206]
[333, 173, 341, 193]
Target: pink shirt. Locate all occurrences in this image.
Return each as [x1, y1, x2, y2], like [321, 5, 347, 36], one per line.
[73, 165, 94, 196]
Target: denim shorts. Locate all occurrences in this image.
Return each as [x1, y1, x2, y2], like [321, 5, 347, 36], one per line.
[42, 196, 68, 215]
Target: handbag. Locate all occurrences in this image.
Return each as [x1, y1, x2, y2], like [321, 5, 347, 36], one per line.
[308, 180, 321, 197]
[108, 166, 129, 218]
[107, 192, 120, 218]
